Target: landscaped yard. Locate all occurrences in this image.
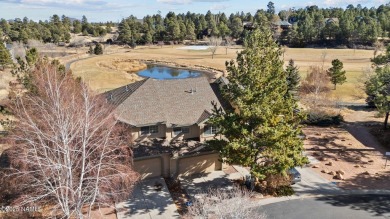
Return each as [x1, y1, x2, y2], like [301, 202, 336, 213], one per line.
[304, 125, 390, 190]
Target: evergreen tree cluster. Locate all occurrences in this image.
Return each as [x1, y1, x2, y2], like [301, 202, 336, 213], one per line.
[0, 15, 112, 44]
[114, 3, 390, 46]
[0, 39, 12, 70]
[1, 2, 390, 46]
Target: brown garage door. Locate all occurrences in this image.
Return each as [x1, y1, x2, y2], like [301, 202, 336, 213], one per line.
[178, 153, 222, 177]
[134, 157, 162, 179]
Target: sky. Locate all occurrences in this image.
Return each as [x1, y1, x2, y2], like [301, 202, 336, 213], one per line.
[0, 0, 388, 22]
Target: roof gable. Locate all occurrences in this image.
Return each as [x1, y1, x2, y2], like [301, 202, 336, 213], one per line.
[104, 78, 148, 106]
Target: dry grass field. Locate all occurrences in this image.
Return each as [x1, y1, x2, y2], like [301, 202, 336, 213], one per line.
[69, 45, 374, 101]
[284, 47, 374, 102]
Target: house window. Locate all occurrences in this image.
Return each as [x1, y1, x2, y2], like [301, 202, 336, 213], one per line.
[149, 125, 158, 133]
[182, 127, 190, 133]
[140, 126, 149, 135]
[173, 127, 190, 136]
[173, 127, 182, 136]
[204, 125, 218, 135]
[140, 126, 158, 135]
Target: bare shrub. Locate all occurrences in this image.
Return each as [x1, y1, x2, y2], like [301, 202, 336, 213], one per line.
[185, 186, 265, 219]
[299, 65, 343, 123]
[354, 66, 375, 99]
[373, 40, 384, 58]
[27, 39, 44, 52]
[321, 49, 327, 69]
[300, 65, 331, 106]
[11, 42, 26, 59]
[0, 59, 139, 218]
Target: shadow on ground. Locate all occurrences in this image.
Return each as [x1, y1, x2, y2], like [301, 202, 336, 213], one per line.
[118, 178, 179, 218]
[304, 125, 384, 166]
[316, 194, 390, 217]
[180, 171, 235, 196]
[340, 170, 390, 190]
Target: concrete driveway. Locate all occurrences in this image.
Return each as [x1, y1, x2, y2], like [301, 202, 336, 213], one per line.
[290, 153, 338, 196]
[116, 177, 180, 219]
[292, 166, 340, 196]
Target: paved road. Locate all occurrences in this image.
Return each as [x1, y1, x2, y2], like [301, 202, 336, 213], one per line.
[256, 194, 390, 219]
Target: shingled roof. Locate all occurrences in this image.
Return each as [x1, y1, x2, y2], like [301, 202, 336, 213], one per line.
[104, 77, 223, 127]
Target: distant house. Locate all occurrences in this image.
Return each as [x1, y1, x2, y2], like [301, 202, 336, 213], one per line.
[104, 77, 227, 142]
[324, 18, 339, 25]
[243, 21, 255, 30]
[273, 20, 292, 29]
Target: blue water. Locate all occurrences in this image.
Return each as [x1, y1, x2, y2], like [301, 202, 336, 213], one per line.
[137, 65, 203, 80]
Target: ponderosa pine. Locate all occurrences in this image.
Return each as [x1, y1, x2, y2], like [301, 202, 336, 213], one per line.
[207, 28, 308, 183]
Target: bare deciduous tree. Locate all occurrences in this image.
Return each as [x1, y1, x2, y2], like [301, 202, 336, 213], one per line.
[354, 66, 375, 99]
[300, 65, 331, 106]
[184, 187, 265, 219]
[321, 49, 327, 70]
[224, 36, 234, 55]
[373, 40, 384, 58]
[207, 36, 222, 59]
[1, 60, 139, 218]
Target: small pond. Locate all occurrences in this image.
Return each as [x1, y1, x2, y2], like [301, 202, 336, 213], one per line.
[137, 65, 204, 80]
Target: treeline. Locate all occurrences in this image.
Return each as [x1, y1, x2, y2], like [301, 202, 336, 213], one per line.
[0, 15, 112, 44]
[2, 2, 390, 47]
[119, 3, 390, 47]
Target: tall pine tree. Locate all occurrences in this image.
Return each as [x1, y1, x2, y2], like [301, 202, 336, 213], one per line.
[207, 28, 307, 184]
[366, 66, 390, 129]
[0, 41, 12, 70]
[286, 59, 300, 94]
[328, 59, 347, 89]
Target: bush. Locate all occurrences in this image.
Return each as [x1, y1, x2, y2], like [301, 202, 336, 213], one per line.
[130, 41, 137, 49]
[94, 43, 103, 55]
[371, 54, 388, 65]
[185, 186, 264, 219]
[303, 111, 343, 126]
[259, 174, 296, 197]
[274, 185, 295, 196]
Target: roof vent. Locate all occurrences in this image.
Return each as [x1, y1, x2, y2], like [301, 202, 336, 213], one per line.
[110, 94, 113, 100]
[190, 87, 197, 94]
